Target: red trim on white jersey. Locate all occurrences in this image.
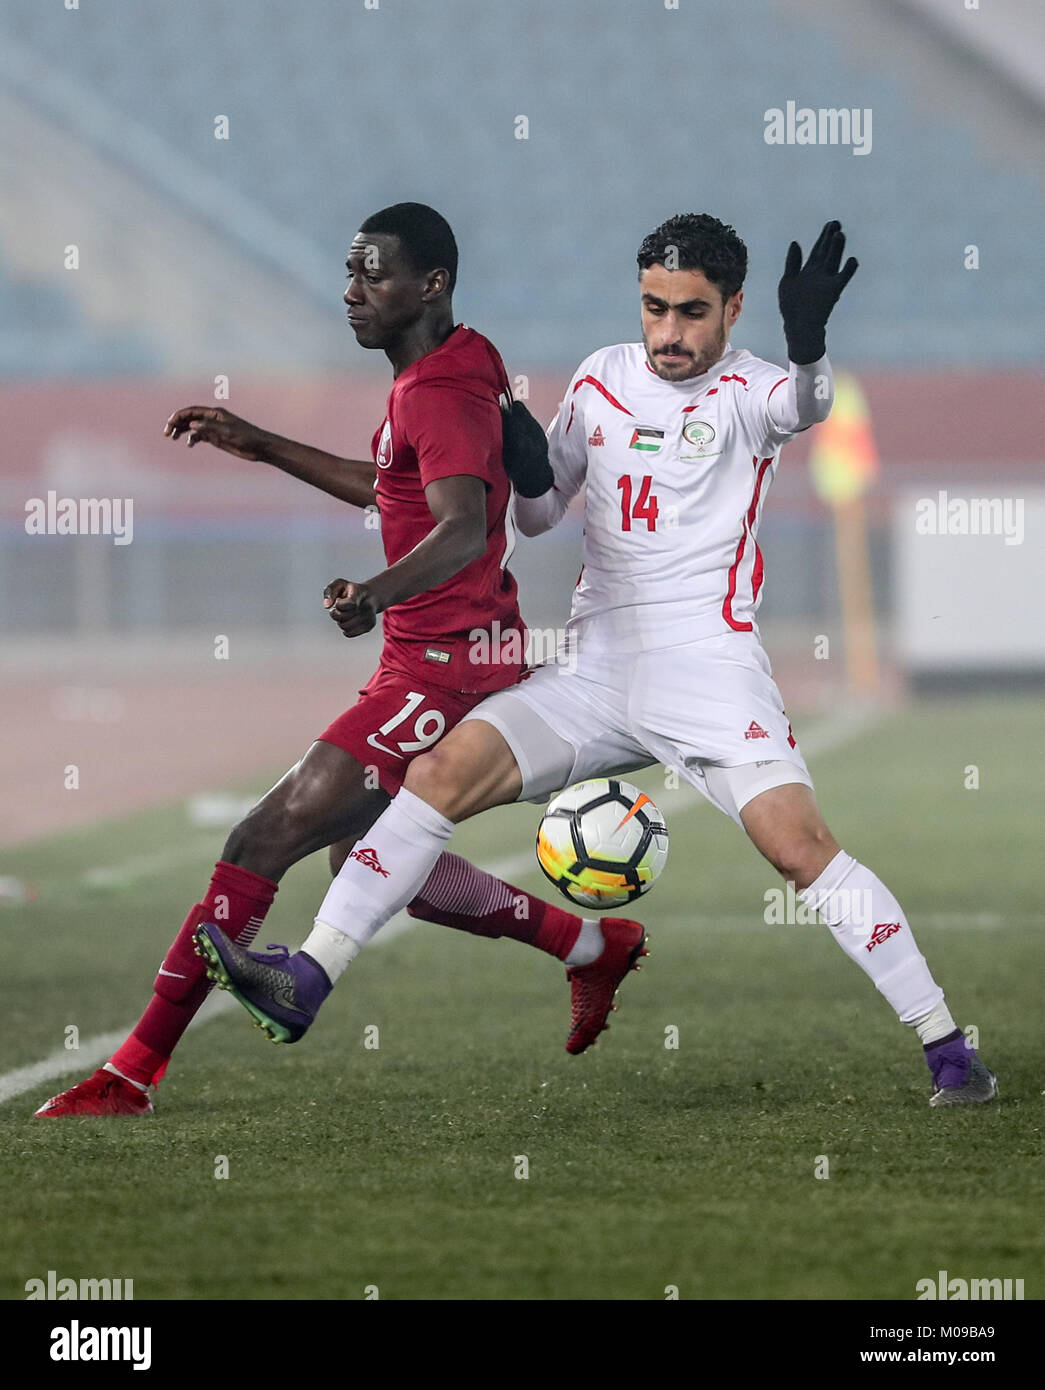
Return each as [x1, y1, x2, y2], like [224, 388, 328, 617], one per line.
[722, 455, 774, 632]
[572, 375, 635, 417]
[766, 375, 789, 401]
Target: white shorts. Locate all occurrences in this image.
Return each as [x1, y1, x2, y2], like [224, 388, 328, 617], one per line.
[461, 624, 812, 825]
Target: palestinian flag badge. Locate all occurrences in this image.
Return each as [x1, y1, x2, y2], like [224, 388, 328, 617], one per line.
[628, 425, 664, 453]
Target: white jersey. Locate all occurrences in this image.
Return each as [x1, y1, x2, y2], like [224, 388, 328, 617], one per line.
[520, 342, 831, 651]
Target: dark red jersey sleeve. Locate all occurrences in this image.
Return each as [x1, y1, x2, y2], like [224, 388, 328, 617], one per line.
[394, 381, 502, 491]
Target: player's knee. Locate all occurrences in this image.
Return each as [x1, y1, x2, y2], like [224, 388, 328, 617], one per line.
[222, 806, 273, 865]
[771, 825, 838, 888]
[403, 745, 461, 816]
[222, 799, 303, 868]
[220, 816, 253, 865]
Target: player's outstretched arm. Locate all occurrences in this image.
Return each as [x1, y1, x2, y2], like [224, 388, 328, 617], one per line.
[767, 221, 858, 436]
[164, 406, 377, 509]
[777, 220, 858, 365]
[323, 474, 487, 638]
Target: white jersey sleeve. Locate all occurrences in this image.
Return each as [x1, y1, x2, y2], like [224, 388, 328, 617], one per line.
[512, 359, 593, 537]
[735, 354, 834, 448]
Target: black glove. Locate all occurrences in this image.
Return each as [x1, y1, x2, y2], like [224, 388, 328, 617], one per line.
[777, 220, 858, 365]
[500, 400, 554, 498]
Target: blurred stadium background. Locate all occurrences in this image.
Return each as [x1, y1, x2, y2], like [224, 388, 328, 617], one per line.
[2, 0, 1044, 1309]
[0, 0, 1042, 846]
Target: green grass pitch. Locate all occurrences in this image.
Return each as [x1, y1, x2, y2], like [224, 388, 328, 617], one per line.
[2, 698, 1042, 1300]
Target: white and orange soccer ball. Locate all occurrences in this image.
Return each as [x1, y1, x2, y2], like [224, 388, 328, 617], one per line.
[536, 778, 669, 910]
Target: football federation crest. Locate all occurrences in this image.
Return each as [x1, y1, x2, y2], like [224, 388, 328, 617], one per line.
[628, 426, 665, 453]
[376, 419, 393, 468]
[681, 419, 716, 451]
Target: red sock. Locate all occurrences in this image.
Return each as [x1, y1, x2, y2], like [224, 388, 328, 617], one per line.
[108, 861, 278, 1087]
[407, 852, 582, 961]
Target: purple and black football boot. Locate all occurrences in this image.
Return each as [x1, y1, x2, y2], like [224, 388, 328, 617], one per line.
[195, 924, 331, 1043]
[925, 1029, 998, 1107]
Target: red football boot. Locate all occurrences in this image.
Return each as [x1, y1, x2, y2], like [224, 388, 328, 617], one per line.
[565, 919, 648, 1055]
[34, 1068, 154, 1117]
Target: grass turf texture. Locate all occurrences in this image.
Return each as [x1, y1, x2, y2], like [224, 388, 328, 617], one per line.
[2, 697, 1042, 1300]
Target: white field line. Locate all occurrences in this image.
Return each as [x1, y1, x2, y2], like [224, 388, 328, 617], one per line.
[2, 706, 880, 1106]
[0, 850, 536, 1106]
[83, 842, 215, 890]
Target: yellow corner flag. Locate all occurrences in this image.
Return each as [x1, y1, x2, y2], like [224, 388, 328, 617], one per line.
[809, 372, 880, 695]
[809, 372, 878, 506]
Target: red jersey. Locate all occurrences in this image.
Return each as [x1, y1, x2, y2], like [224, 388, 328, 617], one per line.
[370, 324, 525, 695]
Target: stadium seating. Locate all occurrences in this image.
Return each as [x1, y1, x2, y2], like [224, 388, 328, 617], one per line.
[0, 241, 159, 376]
[1, 0, 1041, 372]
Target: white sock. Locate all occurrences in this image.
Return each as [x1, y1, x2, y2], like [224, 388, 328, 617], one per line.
[799, 850, 944, 1024]
[103, 1062, 149, 1093]
[564, 919, 604, 968]
[300, 920, 362, 984]
[911, 999, 959, 1047]
[315, 786, 454, 948]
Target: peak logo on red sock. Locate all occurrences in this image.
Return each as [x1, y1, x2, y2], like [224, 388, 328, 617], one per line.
[349, 846, 390, 878]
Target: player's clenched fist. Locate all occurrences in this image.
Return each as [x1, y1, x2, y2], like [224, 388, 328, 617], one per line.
[323, 578, 378, 638]
[164, 406, 271, 461]
[501, 400, 554, 498]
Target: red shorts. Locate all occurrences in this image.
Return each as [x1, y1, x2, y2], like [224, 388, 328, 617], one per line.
[318, 661, 507, 795]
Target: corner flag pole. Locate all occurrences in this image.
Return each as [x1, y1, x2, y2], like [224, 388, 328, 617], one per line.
[809, 373, 880, 696]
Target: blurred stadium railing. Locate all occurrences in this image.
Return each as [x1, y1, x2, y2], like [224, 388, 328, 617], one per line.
[0, 0, 1041, 697]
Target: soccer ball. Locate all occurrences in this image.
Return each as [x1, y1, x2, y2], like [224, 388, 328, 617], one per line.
[536, 778, 669, 910]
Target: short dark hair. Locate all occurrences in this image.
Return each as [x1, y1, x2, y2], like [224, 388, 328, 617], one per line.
[358, 202, 458, 293]
[637, 214, 747, 300]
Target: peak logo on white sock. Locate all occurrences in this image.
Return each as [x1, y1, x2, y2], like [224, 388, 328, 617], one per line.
[348, 847, 390, 878]
[866, 922, 902, 952]
[316, 788, 455, 950]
